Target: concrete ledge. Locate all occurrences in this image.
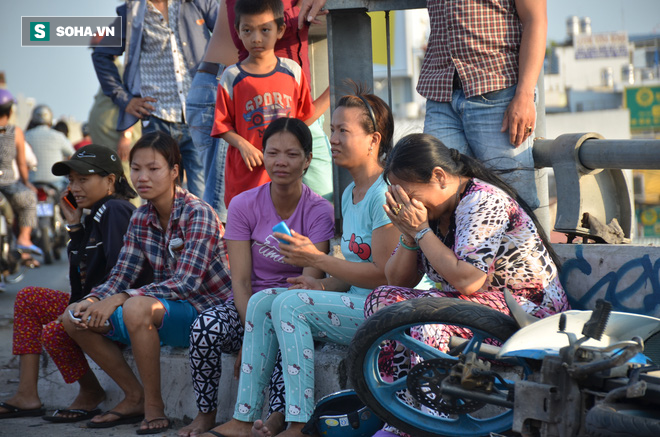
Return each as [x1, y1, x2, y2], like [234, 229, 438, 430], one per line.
[36, 342, 350, 422]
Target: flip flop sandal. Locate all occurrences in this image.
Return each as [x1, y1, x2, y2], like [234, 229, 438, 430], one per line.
[21, 256, 40, 269]
[136, 417, 171, 435]
[0, 402, 46, 419]
[87, 410, 144, 429]
[43, 408, 102, 423]
[17, 244, 44, 257]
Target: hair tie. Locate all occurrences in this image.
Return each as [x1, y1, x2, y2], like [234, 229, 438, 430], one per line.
[450, 148, 461, 162]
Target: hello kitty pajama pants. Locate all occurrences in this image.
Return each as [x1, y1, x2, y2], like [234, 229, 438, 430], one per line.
[233, 288, 366, 423]
[189, 300, 285, 415]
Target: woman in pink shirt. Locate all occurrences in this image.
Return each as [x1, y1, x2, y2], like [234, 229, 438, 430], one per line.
[180, 117, 334, 437]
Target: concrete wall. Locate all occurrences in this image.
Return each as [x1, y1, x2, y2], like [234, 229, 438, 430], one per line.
[555, 244, 660, 317]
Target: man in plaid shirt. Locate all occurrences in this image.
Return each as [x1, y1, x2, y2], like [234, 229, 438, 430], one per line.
[299, 0, 546, 209]
[417, 0, 547, 209]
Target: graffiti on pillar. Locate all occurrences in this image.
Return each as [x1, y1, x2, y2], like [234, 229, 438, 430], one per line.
[560, 245, 660, 315]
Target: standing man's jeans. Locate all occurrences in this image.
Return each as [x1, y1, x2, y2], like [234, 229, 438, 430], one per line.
[186, 69, 228, 221]
[143, 116, 206, 199]
[423, 85, 539, 209]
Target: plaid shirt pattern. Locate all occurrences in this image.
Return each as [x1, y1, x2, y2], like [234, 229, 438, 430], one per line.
[89, 186, 231, 313]
[417, 0, 522, 102]
[140, 0, 192, 122]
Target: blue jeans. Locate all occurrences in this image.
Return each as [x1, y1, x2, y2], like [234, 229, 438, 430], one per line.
[423, 85, 539, 209]
[186, 70, 228, 221]
[143, 116, 206, 199]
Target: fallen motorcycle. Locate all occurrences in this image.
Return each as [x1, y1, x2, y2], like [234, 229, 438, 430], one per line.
[348, 294, 660, 437]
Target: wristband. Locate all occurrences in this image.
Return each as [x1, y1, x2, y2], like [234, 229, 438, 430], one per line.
[66, 223, 83, 232]
[399, 234, 420, 251]
[414, 227, 432, 244]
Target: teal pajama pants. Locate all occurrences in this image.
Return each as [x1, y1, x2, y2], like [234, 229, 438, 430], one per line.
[233, 288, 366, 423]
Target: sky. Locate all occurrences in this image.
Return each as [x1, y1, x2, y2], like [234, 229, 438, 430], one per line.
[1, 0, 659, 123]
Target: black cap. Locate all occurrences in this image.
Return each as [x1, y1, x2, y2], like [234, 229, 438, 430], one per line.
[52, 144, 124, 177]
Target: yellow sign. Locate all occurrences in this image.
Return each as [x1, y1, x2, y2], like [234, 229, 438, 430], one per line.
[369, 11, 396, 66]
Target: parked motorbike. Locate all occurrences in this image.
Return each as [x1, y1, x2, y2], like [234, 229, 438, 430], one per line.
[32, 181, 67, 265]
[348, 294, 660, 437]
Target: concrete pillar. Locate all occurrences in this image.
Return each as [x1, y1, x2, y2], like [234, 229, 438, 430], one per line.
[327, 9, 374, 210]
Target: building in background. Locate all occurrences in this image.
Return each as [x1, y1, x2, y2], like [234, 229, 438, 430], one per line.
[544, 16, 660, 239]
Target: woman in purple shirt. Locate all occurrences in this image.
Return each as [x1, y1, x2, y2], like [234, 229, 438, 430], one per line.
[181, 117, 334, 437]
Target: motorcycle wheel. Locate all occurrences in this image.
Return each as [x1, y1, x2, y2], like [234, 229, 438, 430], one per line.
[40, 225, 53, 265]
[586, 402, 660, 436]
[348, 298, 526, 437]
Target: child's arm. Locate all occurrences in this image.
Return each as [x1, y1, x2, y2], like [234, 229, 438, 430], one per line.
[305, 87, 330, 126]
[220, 130, 263, 171]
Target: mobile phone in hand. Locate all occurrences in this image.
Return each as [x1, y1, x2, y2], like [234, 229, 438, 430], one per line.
[68, 309, 109, 326]
[68, 309, 82, 322]
[64, 191, 77, 209]
[272, 221, 292, 244]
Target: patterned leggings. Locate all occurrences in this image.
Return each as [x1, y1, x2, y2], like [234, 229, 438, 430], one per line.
[13, 286, 89, 383]
[0, 182, 37, 229]
[189, 300, 285, 415]
[364, 285, 570, 436]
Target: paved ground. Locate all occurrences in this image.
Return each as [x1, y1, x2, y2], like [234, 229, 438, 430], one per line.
[0, 252, 187, 436]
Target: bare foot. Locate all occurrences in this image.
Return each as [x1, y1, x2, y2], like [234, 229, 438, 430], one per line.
[89, 396, 144, 424]
[261, 412, 285, 436]
[201, 418, 254, 437]
[179, 410, 217, 437]
[252, 420, 272, 437]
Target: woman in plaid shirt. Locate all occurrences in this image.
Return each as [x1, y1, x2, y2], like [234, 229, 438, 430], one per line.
[63, 131, 232, 435]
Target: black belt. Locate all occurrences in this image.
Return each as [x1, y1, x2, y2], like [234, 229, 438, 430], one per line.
[197, 61, 221, 75]
[452, 70, 463, 90]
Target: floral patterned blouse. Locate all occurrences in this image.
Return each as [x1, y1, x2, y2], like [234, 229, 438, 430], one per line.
[421, 178, 568, 316]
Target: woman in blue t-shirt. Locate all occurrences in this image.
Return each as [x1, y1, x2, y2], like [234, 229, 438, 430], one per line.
[207, 86, 399, 437]
[181, 118, 334, 437]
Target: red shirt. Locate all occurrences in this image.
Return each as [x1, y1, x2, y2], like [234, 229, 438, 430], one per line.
[211, 58, 314, 207]
[73, 138, 93, 151]
[416, 0, 522, 102]
[226, 0, 311, 88]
